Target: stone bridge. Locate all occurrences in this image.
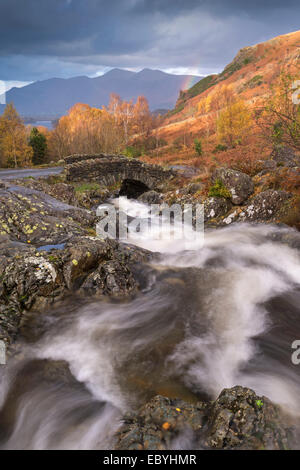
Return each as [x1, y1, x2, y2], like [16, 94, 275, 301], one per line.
[64, 154, 174, 197]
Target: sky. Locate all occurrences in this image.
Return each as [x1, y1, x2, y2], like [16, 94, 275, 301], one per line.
[0, 0, 300, 90]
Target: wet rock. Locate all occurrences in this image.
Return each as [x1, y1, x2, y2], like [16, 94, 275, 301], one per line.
[114, 386, 291, 450]
[0, 235, 153, 344]
[211, 168, 254, 205]
[79, 260, 138, 297]
[114, 395, 208, 450]
[206, 386, 290, 450]
[239, 190, 293, 222]
[138, 190, 162, 205]
[204, 197, 232, 222]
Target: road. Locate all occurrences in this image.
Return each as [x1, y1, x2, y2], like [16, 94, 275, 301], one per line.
[0, 167, 63, 180]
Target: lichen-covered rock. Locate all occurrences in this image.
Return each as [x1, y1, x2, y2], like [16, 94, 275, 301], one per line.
[206, 386, 290, 450]
[114, 386, 291, 450]
[114, 395, 208, 450]
[239, 190, 293, 222]
[0, 186, 95, 245]
[204, 197, 232, 222]
[12, 177, 76, 205]
[0, 235, 153, 344]
[212, 168, 254, 205]
[138, 190, 163, 205]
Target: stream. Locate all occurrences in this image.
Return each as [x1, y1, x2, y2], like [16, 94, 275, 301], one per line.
[0, 196, 300, 449]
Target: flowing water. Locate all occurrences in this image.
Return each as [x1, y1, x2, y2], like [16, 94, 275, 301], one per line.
[0, 196, 300, 449]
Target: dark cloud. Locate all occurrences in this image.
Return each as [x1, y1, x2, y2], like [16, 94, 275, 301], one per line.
[0, 0, 299, 81]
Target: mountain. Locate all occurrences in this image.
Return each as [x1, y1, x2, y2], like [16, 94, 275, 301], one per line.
[159, 29, 300, 141]
[0, 68, 201, 118]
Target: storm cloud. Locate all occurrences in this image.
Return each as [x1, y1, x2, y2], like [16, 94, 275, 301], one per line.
[0, 0, 299, 81]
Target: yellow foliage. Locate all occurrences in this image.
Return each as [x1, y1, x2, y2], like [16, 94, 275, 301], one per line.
[0, 103, 33, 168]
[217, 100, 252, 147]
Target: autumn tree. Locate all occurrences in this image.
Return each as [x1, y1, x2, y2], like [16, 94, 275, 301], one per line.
[133, 95, 153, 136]
[47, 94, 154, 159]
[29, 127, 47, 165]
[0, 103, 33, 167]
[258, 70, 300, 150]
[217, 99, 252, 147]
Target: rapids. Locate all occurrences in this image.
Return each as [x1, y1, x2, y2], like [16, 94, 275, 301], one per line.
[0, 196, 299, 449]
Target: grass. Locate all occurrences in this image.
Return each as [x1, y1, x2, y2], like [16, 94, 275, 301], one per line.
[74, 182, 101, 193]
[180, 75, 217, 102]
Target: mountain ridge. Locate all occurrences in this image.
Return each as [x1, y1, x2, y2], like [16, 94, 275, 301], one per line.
[0, 68, 202, 118]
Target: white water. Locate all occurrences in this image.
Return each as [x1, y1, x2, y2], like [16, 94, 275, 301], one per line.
[0, 196, 300, 449]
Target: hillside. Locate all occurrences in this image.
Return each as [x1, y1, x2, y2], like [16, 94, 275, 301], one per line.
[154, 30, 300, 146]
[0, 68, 201, 117]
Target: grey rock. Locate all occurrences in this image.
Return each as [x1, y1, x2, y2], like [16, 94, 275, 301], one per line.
[212, 168, 254, 205]
[206, 386, 290, 450]
[204, 197, 232, 222]
[138, 190, 163, 205]
[0, 235, 153, 344]
[114, 386, 291, 450]
[239, 190, 293, 222]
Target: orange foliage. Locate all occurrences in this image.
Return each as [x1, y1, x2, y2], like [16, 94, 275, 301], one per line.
[48, 94, 154, 159]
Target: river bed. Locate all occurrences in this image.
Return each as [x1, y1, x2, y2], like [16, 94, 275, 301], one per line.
[0, 196, 299, 449]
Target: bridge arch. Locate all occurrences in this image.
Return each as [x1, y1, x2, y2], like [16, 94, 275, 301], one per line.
[64, 154, 174, 197]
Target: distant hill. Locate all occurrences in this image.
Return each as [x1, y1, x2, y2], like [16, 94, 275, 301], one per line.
[0, 68, 201, 118]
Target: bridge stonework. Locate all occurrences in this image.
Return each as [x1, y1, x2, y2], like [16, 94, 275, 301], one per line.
[64, 154, 174, 190]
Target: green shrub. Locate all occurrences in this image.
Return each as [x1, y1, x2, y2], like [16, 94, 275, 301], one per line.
[124, 146, 142, 159]
[213, 144, 228, 153]
[194, 138, 203, 156]
[208, 179, 232, 199]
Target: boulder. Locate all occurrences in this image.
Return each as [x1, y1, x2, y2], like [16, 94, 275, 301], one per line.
[212, 168, 254, 205]
[79, 260, 137, 297]
[239, 190, 293, 222]
[206, 386, 290, 450]
[114, 386, 291, 450]
[204, 197, 232, 222]
[0, 235, 153, 344]
[114, 395, 208, 450]
[138, 190, 163, 205]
